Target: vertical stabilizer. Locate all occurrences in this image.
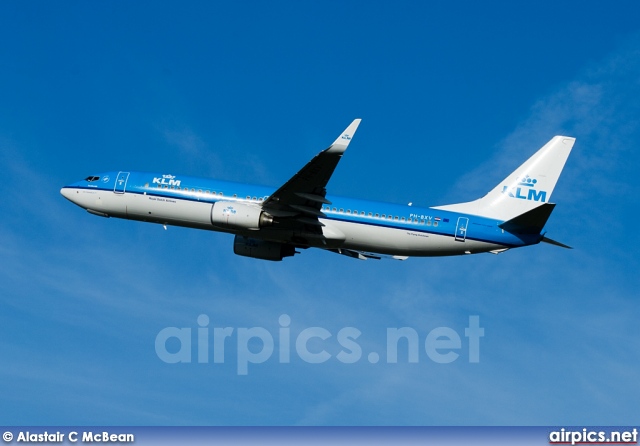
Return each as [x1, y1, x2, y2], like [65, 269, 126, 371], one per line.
[434, 136, 575, 221]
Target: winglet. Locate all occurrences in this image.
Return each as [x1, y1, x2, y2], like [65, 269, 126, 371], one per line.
[326, 119, 362, 154]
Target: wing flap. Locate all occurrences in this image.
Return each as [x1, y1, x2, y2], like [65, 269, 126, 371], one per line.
[295, 192, 332, 205]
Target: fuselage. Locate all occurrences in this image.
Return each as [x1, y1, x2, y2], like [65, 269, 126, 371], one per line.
[60, 170, 541, 257]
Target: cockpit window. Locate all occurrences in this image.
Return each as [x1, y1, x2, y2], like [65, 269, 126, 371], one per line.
[84, 176, 101, 182]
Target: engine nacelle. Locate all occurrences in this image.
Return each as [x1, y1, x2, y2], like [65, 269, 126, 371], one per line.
[211, 202, 273, 230]
[233, 235, 296, 261]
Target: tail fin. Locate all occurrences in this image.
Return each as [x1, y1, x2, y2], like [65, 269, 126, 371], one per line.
[434, 136, 575, 221]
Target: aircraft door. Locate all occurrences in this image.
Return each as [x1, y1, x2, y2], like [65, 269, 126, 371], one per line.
[114, 171, 130, 194]
[455, 217, 469, 241]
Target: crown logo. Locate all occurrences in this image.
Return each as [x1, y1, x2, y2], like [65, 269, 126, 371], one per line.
[517, 175, 538, 187]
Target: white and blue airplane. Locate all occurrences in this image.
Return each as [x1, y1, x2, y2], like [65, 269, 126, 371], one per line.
[61, 120, 574, 261]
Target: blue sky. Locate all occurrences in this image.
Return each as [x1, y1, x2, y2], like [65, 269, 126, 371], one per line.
[1, 1, 639, 425]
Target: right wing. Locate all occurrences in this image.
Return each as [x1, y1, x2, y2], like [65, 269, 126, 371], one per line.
[261, 119, 361, 228]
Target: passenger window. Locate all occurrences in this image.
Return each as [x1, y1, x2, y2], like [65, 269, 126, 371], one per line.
[434, 221, 439, 227]
[394, 216, 398, 220]
[401, 217, 405, 222]
[420, 220, 425, 225]
[427, 221, 432, 226]
[360, 211, 365, 216]
[339, 208, 344, 213]
[347, 210, 351, 214]
[333, 207, 337, 212]
[375, 213, 379, 218]
[368, 212, 372, 216]
[382, 214, 386, 218]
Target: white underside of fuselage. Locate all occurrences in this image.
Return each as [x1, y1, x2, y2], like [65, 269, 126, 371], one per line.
[324, 219, 503, 256]
[63, 188, 508, 257]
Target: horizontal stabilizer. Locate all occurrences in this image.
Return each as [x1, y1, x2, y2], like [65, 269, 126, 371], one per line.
[498, 203, 556, 234]
[541, 236, 572, 249]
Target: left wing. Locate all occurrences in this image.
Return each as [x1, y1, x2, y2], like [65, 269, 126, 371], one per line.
[262, 119, 361, 225]
[327, 248, 409, 261]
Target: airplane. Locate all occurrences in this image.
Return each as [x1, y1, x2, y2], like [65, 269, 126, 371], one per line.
[60, 119, 575, 261]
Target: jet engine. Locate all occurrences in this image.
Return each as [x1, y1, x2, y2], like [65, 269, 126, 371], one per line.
[211, 202, 273, 230]
[233, 235, 296, 261]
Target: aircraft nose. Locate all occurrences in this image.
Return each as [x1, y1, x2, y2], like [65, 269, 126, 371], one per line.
[60, 187, 75, 201]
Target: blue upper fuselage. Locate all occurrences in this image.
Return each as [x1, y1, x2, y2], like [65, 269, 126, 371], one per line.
[63, 170, 543, 248]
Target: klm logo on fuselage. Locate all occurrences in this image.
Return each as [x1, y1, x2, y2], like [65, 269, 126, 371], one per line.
[152, 174, 181, 187]
[501, 175, 547, 202]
